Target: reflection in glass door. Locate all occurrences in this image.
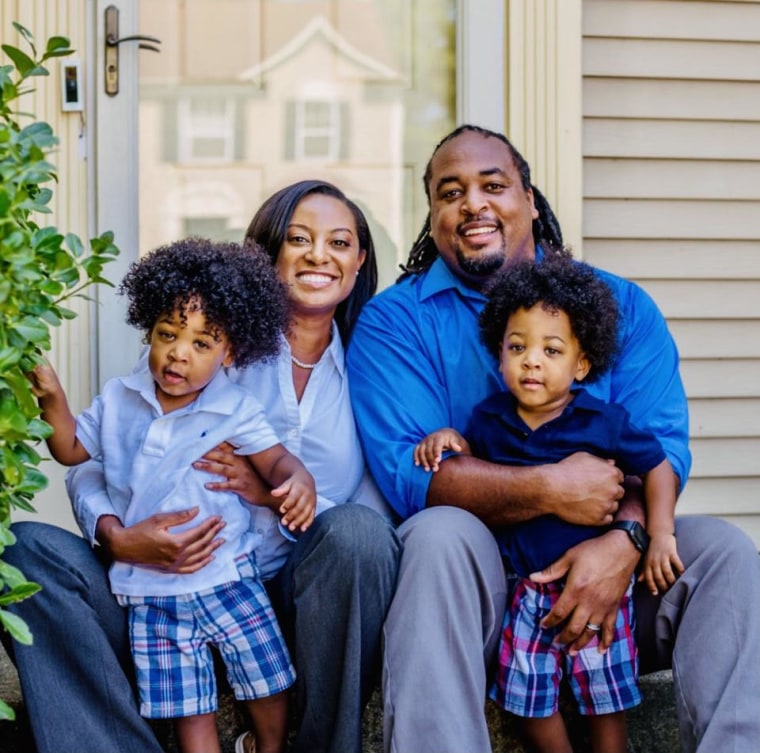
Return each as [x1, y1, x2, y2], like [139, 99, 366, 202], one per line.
[137, 0, 456, 290]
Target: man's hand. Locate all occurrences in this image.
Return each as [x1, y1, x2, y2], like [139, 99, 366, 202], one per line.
[194, 441, 274, 508]
[530, 529, 639, 653]
[97, 510, 225, 574]
[544, 453, 625, 526]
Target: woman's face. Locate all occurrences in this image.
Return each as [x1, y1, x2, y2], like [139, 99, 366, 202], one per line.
[275, 193, 366, 317]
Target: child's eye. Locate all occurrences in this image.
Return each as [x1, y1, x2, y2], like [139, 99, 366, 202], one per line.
[507, 344, 524, 353]
[195, 340, 210, 350]
[545, 348, 560, 356]
[158, 330, 174, 341]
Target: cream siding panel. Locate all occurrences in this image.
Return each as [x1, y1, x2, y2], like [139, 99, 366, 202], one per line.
[690, 399, 760, 438]
[585, 38, 760, 80]
[689, 438, 760, 477]
[585, 198, 760, 239]
[585, 120, 760, 159]
[2, 0, 90, 532]
[582, 0, 760, 544]
[634, 280, 760, 319]
[582, 240, 760, 279]
[679, 479, 760, 515]
[669, 321, 760, 359]
[585, 159, 760, 199]
[584, 0, 760, 41]
[585, 78, 760, 121]
[681, 360, 760, 399]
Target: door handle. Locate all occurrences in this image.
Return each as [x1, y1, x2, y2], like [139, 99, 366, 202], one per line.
[104, 4, 161, 96]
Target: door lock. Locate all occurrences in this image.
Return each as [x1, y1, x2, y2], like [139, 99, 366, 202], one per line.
[104, 4, 161, 96]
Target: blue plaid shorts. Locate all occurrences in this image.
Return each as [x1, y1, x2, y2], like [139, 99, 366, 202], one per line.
[489, 577, 640, 717]
[120, 555, 295, 719]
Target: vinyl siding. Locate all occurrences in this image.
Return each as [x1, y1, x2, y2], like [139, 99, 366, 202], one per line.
[582, 0, 760, 544]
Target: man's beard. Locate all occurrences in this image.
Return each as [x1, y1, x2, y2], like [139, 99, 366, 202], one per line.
[455, 247, 505, 278]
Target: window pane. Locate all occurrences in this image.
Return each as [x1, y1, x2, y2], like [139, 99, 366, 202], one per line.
[139, 0, 456, 289]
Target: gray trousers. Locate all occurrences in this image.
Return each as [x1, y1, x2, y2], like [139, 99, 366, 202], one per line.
[383, 507, 760, 753]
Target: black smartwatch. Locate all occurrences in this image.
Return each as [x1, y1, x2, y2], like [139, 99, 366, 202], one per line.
[608, 520, 650, 554]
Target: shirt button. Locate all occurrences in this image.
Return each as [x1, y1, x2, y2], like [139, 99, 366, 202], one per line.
[288, 428, 299, 438]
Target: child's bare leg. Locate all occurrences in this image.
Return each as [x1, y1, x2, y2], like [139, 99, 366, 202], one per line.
[521, 712, 573, 753]
[243, 691, 289, 753]
[174, 712, 221, 753]
[588, 710, 627, 753]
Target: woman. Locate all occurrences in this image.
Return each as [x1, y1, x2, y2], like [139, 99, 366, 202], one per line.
[5, 180, 401, 753]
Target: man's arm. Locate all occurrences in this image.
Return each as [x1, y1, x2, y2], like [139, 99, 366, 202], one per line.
[347, 289, 623, 525]
[426, 452, 623, 527]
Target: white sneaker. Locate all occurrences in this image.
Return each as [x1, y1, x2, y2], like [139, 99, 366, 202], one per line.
[234, 731, 257, 753]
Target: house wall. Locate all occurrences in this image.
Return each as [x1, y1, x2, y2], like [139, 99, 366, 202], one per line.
[3, 0, 758, 542]
[581, 0, 760, 543]
[2, 0, 91, 530]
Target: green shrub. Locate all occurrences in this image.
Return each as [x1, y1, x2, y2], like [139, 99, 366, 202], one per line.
[0, 22, 119, 720]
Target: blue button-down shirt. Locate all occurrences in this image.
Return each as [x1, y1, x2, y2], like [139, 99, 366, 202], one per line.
[347, 256, 690, 520]
[468, 388, 666, 576]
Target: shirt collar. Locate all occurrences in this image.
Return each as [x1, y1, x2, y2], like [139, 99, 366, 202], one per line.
[418, 245, 548, 304]
[280, 319, 346, 378]
[418, 257, 488, 303]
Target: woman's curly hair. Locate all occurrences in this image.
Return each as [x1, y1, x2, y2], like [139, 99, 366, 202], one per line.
[118, 237, 291, 368]
[479, 252, 619, 384]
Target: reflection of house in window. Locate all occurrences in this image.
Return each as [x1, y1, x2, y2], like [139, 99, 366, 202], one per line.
[287, 99, 348, 161]
[178, 97, 236, 163]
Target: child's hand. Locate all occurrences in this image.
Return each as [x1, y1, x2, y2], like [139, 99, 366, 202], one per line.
[272, 469, 316, 533]
[638, 533, 684, 595]
[413, 429, 470, 472]
[27, 361, 64, 399]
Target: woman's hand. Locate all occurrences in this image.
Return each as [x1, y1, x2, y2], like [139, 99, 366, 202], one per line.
[97, 511, 225, 574]
[530, 529, 639, 653]
[194, 441, 274, 507]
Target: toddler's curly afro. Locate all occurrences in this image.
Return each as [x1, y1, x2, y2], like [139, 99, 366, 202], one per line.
[479, 252, 619, 384]
[118, 237, 290, 368]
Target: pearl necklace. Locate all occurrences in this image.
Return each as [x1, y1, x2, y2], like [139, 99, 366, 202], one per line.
[291, 355, 318, 370]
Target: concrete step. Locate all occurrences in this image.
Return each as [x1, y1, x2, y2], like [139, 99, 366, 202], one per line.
[0, 643, 678, 752]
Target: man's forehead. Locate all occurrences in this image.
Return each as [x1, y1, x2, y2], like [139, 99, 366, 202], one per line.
[430, 134, 516, 180]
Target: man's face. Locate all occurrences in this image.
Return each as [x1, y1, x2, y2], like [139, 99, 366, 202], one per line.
[427, 131, 539, 287]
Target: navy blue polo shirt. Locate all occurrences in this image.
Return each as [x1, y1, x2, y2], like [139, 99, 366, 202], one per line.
[467, 388, 666, 578]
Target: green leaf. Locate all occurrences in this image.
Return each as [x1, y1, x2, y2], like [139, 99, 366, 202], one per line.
[0, 697, 15, 722]
[45, 36, 71, 55]
[0, 560, 30, 589]
[64, 232, 84, 257]
[1, 44, 34, 77]
[0, 609, 33, 644]
[0, 583, 42, 606]
[11, 22, 35, 49]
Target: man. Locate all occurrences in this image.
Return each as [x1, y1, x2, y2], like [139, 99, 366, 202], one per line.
[347, 124, 760, 753]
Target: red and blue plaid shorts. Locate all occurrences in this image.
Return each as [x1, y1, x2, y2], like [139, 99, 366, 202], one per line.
[489, 577, 640, 718]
